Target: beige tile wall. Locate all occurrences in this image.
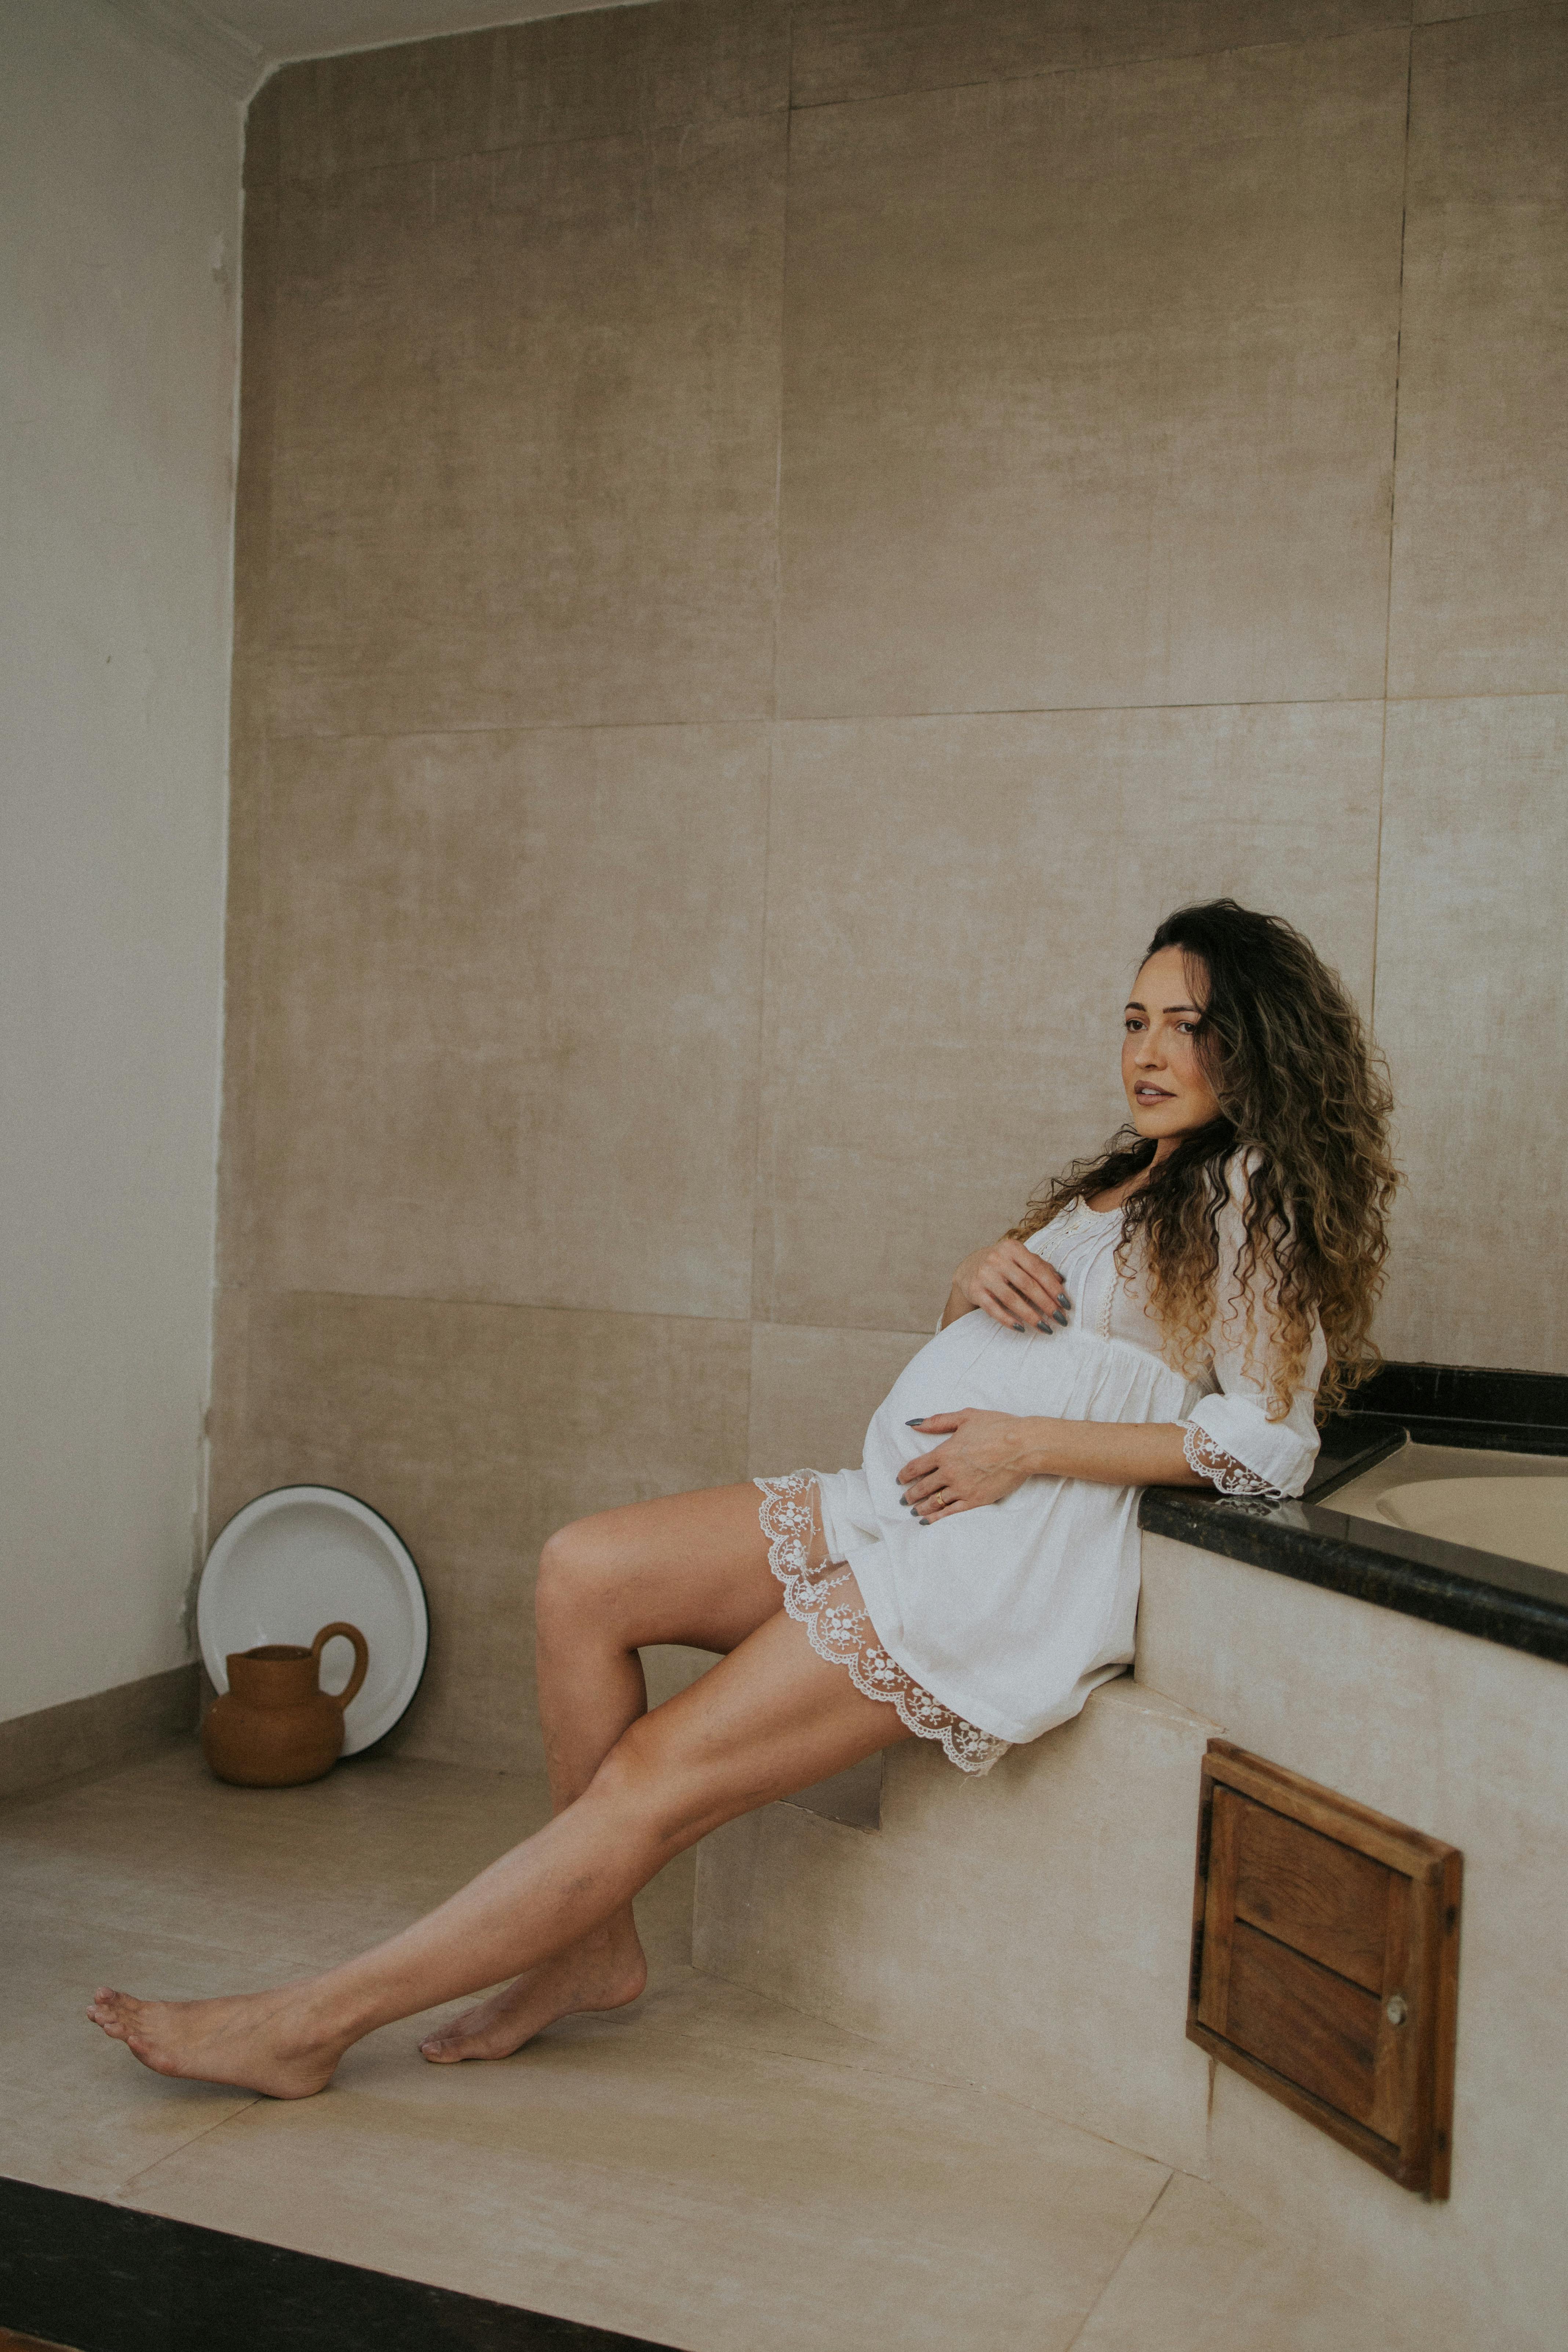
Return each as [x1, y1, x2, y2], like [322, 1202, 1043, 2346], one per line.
[1388, 6, 1568, 696]
[778, 32, 1410, 716]
[215, 0, 1567, 1762]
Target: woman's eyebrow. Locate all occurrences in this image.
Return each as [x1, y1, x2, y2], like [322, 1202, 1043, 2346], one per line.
[1124, 999, 1202, 1014]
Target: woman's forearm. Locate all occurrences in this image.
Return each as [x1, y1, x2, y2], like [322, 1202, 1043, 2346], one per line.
[1020, 1419, 1204, 1487]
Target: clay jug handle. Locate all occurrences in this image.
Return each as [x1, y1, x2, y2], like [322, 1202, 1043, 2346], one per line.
[312, 1622, 369, 1712]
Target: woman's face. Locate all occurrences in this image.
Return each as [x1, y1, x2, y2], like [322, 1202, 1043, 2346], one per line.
[1122, 946, 1222, 1147]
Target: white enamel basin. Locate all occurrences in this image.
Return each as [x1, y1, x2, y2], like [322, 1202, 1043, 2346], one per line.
[1375, 1477, 1568, 1577]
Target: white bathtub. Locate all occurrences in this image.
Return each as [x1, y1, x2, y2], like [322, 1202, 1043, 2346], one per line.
[1329, 1440, 1568, 1576]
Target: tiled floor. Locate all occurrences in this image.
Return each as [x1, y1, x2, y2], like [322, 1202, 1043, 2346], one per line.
[4, 1746, 1392, 2351]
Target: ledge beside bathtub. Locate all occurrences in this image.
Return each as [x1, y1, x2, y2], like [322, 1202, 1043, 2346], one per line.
[1139, 1359, 1568, 1669]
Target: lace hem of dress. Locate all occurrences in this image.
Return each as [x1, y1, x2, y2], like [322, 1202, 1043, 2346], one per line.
[754, 1473, 1009, 1777]
[1182, 1422, 1283, 1500]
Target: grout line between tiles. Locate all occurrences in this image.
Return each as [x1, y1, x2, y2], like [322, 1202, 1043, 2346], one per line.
[108, 2098, 266, 2209]
[243, 686, 1568, 748]
[1410, 0, 1555, 22]
[258, 696, 1378, 747]
[210, 1284, 930, 1344]
[742, 45, 794, 1351]
[1059, 2167, 1178, 2352]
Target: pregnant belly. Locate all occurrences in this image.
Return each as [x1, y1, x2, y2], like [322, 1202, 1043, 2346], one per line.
[868, 1319, 1192, 1475]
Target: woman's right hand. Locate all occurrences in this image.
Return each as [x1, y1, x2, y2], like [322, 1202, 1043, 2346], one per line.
[947, 1238, 1072, 1332]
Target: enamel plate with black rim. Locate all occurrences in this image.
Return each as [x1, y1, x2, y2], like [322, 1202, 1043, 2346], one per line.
[198, 1487, 429, 1756]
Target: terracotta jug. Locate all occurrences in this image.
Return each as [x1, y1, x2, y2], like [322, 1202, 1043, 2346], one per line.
[202, 1622, 369, 1787]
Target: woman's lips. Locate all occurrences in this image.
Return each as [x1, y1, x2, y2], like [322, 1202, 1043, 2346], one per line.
[1135, 1086, 1174, 1101]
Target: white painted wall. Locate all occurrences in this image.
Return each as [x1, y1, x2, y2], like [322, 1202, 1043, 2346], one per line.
[0, 0, 241, 1720]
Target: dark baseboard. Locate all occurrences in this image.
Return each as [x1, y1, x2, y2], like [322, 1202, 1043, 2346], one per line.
[0, 2178, 671, 2352]
[0, 1666, 200, 1806]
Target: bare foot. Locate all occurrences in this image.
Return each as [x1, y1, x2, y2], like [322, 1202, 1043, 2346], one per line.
[87, 1985, 348, 2098]
[419, 1928, 647, 2064]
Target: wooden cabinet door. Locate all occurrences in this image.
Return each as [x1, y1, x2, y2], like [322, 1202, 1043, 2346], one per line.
[1188, 1743, 1461, 2198]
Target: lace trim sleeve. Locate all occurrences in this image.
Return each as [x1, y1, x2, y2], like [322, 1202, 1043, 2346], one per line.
[1182, 1421, 1284, 1500]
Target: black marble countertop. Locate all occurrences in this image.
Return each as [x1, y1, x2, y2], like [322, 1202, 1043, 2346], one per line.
[1139, 1361, 1568, 1667]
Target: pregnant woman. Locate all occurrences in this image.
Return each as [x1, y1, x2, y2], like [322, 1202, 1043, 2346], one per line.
[90, 898, 1396, 2096]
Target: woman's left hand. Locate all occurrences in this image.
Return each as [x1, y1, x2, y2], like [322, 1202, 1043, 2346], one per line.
[897, 1411, 1043, 1521]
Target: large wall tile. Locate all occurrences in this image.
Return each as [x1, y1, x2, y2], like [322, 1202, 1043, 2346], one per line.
[1387, 7, 1568, 697]
[275, 27, 493, 182]
[485, 0, 788, 152]
[207, 1291, 750, 1772]
[791, 0, 1407, 110]
[215, 174, 279, 1296]
[1371, 696, 1568, 1371]
[265, 111, 784, 736]
[243, 64, 280, 189]
[753, 704, 1382, 1331]
[230, 724, 767, 1319]
[777, 33, 1408, 718]
[274, 1, 788, 184]
[747, 1322, 931, 1478]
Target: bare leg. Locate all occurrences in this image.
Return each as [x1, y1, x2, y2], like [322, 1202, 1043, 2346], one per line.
[88, 1583, 908, 2097]
[421, 1481, 788, 2063]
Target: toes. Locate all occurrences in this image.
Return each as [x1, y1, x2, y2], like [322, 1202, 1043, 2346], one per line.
[125, 2033, 165, 2074]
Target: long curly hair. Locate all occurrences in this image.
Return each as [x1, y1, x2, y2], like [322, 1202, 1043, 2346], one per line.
[1009, 901, 1398, 1419]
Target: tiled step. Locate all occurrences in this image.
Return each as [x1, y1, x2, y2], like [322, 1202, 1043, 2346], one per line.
[696, 1672, 1221, 2172]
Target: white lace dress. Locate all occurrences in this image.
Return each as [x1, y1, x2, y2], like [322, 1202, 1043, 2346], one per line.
[757, 1166, 1326, 1775]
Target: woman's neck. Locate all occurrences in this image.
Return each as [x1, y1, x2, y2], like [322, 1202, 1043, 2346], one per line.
[1086, 1133, 1180, 1213]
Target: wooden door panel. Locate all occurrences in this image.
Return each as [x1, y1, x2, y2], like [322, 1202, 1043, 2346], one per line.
[1231, 1797, 1391, 1991]
[1225, 1919, 1385, 2128]
[1187, 1742, 1461, 2199]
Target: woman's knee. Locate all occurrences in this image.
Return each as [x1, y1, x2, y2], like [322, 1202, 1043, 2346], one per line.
[587, 1704, 750, 1855]
[589, 1708, 697, 1820]
[535, 1515, 627, 1636]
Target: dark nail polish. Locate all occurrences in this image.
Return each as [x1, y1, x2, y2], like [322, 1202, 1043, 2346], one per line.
[1058, 1292, 1073, 1309]
[1036, 1317, 1052, 1330]
[1054, 1306, 1071, 1326]
[905, 1417, 926, 1427]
